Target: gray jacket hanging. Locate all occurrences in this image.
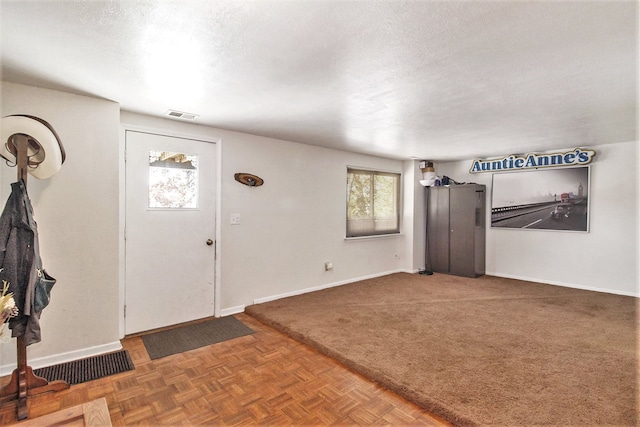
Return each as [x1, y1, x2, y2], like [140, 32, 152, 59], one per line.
[0, 180, 55, 345]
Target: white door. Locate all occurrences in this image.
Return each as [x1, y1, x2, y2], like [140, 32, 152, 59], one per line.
[125, 130, 216, 334]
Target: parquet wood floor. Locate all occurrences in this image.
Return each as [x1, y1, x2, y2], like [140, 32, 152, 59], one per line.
[0, 314, 451, 426]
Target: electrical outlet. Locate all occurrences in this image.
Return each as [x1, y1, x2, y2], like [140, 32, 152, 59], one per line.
[230, 213, 241, 225]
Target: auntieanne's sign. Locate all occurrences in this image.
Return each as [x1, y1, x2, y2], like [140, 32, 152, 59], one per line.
[469, 148, 596, 173]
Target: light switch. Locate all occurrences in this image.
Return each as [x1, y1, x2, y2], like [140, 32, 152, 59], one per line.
[230, 213, 241, 225]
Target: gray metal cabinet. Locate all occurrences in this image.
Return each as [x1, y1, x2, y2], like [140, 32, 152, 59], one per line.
[426, 184, 486, 277]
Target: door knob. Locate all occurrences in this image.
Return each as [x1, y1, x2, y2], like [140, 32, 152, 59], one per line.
[206, 239, 214, 246]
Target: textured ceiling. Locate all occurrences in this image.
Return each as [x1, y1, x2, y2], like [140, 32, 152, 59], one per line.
[1, 0, 637, 161]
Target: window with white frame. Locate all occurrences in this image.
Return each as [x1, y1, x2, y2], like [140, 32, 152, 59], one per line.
[346, 168, 401, 237]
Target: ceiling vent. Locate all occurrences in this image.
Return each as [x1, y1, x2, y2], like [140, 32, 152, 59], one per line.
[165, 110, 199, 121]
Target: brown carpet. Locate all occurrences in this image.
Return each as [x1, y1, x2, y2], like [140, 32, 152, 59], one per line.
[245, 272, 637, 426]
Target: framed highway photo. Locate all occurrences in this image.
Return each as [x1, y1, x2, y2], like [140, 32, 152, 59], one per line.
[491, 167, 590, 232]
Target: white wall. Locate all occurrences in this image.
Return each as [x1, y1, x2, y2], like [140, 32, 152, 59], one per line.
[403, 160, 426, 272]
[120, 112, 411, 314]
[0, 82, 121, 373]
[434, 141, 639, 296]
[219, 130, 409, 310]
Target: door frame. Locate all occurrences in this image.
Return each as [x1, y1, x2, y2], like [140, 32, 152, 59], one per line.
[118, 122, 223, 339]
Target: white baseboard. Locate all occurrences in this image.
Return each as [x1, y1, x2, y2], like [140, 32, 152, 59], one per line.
[253, 269, 408, 305]
[220, 305, 245, 317]
[0, 340, 123, 377]
[487, 271, 639, 297]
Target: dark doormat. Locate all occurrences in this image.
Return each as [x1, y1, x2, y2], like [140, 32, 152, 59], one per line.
[142, 316, 255, 360]
[33, 350, 134, 385]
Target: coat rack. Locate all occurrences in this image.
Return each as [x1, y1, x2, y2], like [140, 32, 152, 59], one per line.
[0, 118, 69, 420]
